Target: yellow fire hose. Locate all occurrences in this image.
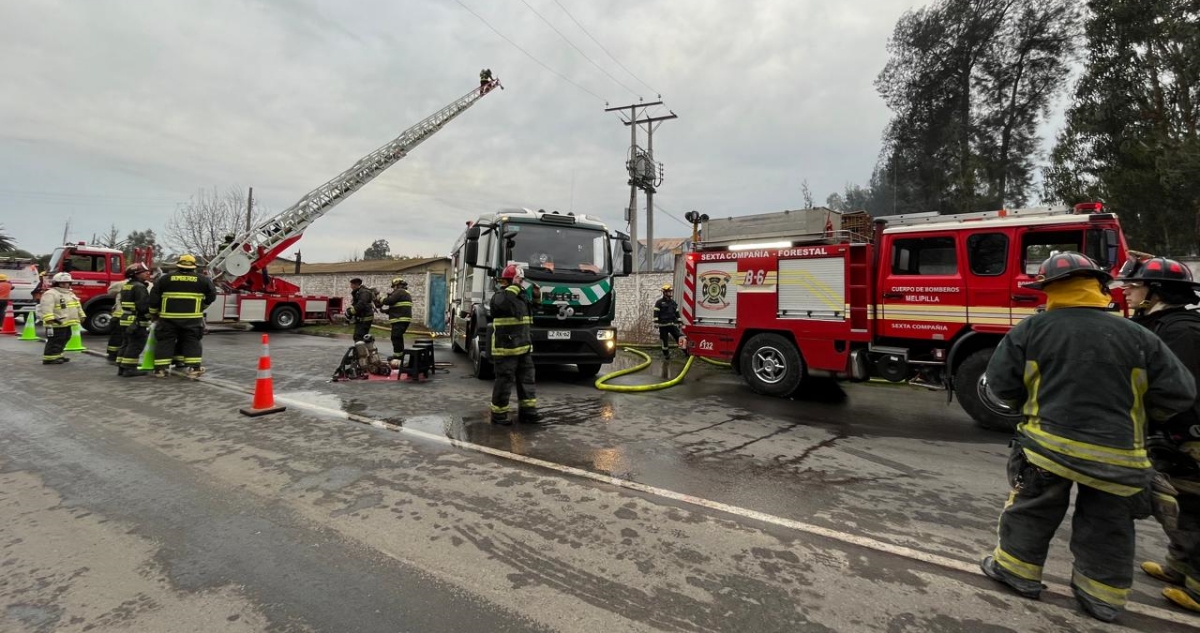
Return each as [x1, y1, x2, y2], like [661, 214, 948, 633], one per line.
[593, 344, 732, 392]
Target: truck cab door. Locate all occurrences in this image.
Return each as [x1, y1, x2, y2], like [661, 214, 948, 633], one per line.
[963, 231, 1012, 331]
[878, 234, 965, 342]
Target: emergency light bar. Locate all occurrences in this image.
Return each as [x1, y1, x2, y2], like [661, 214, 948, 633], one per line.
[1074, 202, 1104, 213]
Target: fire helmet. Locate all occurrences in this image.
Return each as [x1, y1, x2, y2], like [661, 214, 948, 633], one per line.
[0, 274, 6, 281]
[125, 262, 150, 278]
[391, 277, 408, 288]
[500, 264, 523, 283]
[1021, 252, 1112, 291]
[661, 284, 673, 292]
[51, 272, 74, 284]
[1115, 256, 1200, 287]
[176, 254, 198, 269]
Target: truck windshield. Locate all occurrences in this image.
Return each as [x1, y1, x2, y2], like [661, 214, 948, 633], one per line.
[508, 224, 610, 279]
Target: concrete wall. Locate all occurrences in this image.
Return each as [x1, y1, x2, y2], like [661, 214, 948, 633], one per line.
[613, 272, 675, 344]
[273, 272, 432, 327]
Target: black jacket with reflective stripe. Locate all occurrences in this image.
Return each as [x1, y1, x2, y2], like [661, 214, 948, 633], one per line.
[351, 287, 375, 320]
[149, 272, 216, 321]
[383, 287, 412, 322]
[119, 280, 151, 324]
[654, 297, 680, 325]
[489, 284, 532, 357]
[986, 307, 1197, 496]
[1134, 308, 1200, 440]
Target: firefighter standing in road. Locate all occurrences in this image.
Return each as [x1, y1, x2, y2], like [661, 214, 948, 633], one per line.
[115, 263, 154, 377]
[1113, 255, 1200, 614]
[0, 273, 11, 318]
[978, 252, 1197, 623]
[148, 254, 216, 377]
[105, 278, 127, 363]
[38, 272, 82, 365]
[654, 284, 685, 359]
[347, 278, 375, 342]
[380, 277, 412, 358]
[488, 264, 540, 426]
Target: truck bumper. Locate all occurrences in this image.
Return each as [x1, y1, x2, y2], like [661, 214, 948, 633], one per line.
[529, 326, 618, 365]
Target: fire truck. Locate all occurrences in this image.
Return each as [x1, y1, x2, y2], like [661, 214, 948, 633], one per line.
[681, 203, 1129, 431]
[41, 244, 155, 334]
[203, 75, 504, 328]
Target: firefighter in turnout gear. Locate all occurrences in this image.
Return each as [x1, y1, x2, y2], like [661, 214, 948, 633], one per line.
[148, 254, 216, 378]
[105, 280, 126, 363]
[488, 264, 540, 426]
[1113, 254, 1200, 613]
[380, 277, 412, 358]
[347, 278, 375, 342]
[39, 272, 82, 365]
[654, 284, 685, 359]
[116, 263, 154, 377]
[979, 252, 1197, 622]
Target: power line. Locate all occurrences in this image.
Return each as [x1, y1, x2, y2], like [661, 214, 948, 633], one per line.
[551, 0, 659, 97]
[645, 201, 691, 229]
[518, 0, 641, 99]
[451, 0, 607, 103]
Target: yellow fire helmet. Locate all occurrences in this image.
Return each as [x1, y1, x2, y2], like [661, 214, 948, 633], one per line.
[176, 254, 198, 269]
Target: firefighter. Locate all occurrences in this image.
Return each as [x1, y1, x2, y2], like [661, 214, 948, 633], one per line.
[1112, 255, 1200, 613]
[148, 254, 216, 378]
[105, 278, 127, 363]
[480, 68, 493, 86]
[0, 272, 11, 318]
[978, 252, 1197, 622]
[488, 264, 540, 425]
[380, 277, 412, 358]
[39, 272, 82, 365]
[116, 263, 154, 377]
[654, 284, 685, 359]
[347, 278, 375, 342]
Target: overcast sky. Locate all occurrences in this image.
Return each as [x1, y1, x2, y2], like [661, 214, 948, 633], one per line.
[1, 0, 924, 262]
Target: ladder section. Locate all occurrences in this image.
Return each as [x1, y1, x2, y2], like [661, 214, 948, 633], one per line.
[847, 244, 871, 332]
[209, 79, 503, 287]
[873, 206, 1074, 228]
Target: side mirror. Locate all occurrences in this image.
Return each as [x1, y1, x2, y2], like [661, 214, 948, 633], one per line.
[620, 239, 633, 276]
[464, 227, 480, 267]
[1103, 229, 1119, 268]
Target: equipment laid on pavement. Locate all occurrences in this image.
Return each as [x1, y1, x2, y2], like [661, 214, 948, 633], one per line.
[396, 338, 435, 382]
[331, 335, 393, 381]
[681, 202, 1132, 432]
[204, 74, 504, 333]
[240, 334, 287, 417]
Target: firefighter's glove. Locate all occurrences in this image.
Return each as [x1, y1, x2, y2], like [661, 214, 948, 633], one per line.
[1150, 473, 1181, 530]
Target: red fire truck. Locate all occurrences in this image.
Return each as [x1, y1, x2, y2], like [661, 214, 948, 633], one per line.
[681, 203, 1128, 431]
[43, 243, 155, 335]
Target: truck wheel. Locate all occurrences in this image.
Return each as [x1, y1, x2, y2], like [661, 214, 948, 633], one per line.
[576, 363, 602, 378]
[269, 306, 300, 330]
[954, 348, 1021, 433]
[740, 333, 804, 397]
[470, 334, 494, 380]
[84, 307, 114, 335]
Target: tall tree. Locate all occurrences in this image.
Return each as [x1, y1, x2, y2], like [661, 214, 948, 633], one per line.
[124, 229, 159, 260]
[164, 186, 266, 262]
[1045, 0, 1200, 255]
[876, 0, 1078, 213]
[93, 224, 121, 249]
[363, 239, 391, 260]
[0, 225, 14, 251]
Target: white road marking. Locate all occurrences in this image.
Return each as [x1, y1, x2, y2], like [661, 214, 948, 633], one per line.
[197, 375, 1196, 627]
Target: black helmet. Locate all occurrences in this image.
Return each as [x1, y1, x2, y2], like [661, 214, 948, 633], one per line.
[1021, 251, 1112, 291]
[1115, 256, 1200, 287]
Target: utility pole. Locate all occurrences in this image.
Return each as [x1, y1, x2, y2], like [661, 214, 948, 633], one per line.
[245, 186, 254, 233]
[605, 102, 676, 272]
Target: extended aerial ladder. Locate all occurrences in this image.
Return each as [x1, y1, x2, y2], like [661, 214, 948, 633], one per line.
[207, 76, 503, 294]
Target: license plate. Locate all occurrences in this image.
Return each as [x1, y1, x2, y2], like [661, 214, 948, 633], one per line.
[547, 331, 571, 340]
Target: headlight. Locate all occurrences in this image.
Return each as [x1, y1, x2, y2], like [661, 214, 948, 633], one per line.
[596, 329, 615, 340]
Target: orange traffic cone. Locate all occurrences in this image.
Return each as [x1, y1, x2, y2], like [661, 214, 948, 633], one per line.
[0, 303, 15, 335]
[240, 334, 287, 417]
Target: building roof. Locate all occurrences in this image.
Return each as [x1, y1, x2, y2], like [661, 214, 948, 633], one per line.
[638, 237, 689, 253]
[266, 256, 448, 275]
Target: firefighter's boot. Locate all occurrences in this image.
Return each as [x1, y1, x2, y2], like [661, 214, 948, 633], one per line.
[491, 411, 512, 426]
[520, 408, 544, 425]
[1142, 561, 1186, 585]
[119, 367, 148, 377]
[154, 368, 170, 378]
[107, 352, 118, 364]
[1164, 586, 1200, 613]
[980, 556, 1044, 599]
[1072, 584, 1120, 623]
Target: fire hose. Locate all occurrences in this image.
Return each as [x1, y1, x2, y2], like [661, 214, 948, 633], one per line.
[593, 346, 731, 392]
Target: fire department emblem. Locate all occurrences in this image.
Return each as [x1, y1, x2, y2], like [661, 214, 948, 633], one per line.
[700, 271, 731, 309]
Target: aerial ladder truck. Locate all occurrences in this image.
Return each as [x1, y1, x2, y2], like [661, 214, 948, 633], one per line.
[201, 75, 503, 330]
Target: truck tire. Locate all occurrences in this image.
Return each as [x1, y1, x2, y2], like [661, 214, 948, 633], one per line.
[576, 363, 602, 378]
[269, 305, 300, 330]
[954, 348, 1021, 433]
[740, 333, 804, 398]
[469, 334, 494, 380]
[83, 306, 115, 335]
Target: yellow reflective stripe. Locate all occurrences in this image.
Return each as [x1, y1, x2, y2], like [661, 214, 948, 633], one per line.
[387, 317, 412, 324]
[159, 312, 204, 319]
[393, 302, 412, 307]
[1022, 450, 1144, 496]
[1130, 368, 1147, 450]
[1187, 574, 1200, 594]
[494, 317, 533, 326]
[519, 399, 536, 407]
[1072, 569, 1128, 607]
[1022, 361, 1041, 421]
[993, 546, 1042, 581]
[1020, 425, 1151, 468]
[492, 345, 532, 357]
[489, 404, 510, 413]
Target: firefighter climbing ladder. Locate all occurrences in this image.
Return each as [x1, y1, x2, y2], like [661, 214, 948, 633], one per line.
[207, 77, 504, 289]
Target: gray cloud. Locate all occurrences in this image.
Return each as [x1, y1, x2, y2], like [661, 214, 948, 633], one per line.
[0, 0, 915, 261]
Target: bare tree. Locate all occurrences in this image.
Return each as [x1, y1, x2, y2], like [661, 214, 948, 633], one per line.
[93, 224, 121, 249]
[801, 180, 815, 209]
[164, 186, 267, 262]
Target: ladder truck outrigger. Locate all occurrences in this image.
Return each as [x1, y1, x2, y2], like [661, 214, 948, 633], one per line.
[681, 203, 1131, 432]
[202, 75, 504, 330]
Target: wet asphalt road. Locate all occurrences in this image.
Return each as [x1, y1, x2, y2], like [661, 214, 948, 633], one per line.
[0, 328, 1195, 632]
